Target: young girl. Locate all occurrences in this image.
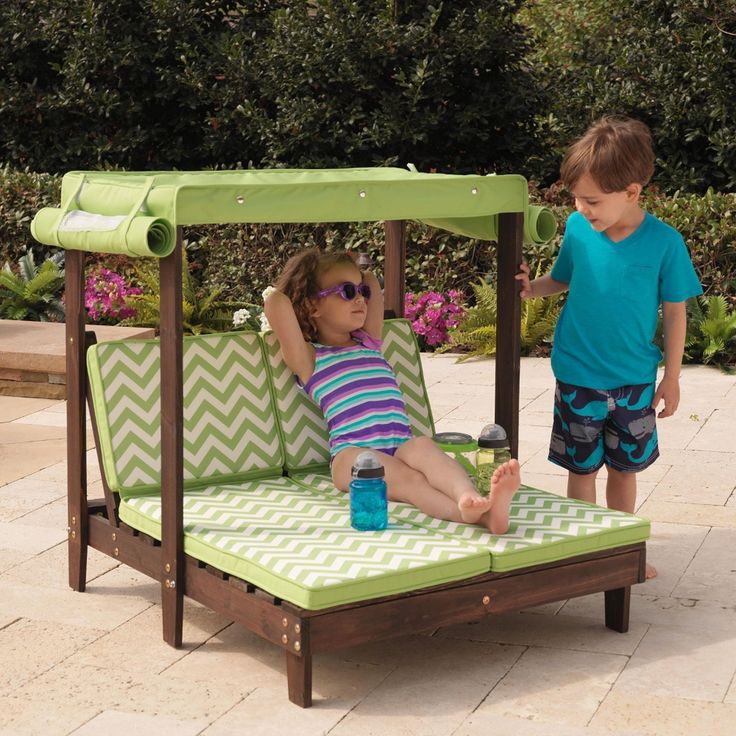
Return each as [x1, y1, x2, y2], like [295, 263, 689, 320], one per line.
[264, 248, 520, 534]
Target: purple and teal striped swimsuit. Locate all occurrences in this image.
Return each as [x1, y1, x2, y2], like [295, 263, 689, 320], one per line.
[301, 330, 413, 458]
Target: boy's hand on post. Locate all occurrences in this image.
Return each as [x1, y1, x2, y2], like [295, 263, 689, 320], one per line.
[515, 262, 533, 299]
[652, 374, 680, 418]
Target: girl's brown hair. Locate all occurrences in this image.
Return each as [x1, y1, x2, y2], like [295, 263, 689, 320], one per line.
[275, 248, 357, 340]
[560, 115, 655, 193]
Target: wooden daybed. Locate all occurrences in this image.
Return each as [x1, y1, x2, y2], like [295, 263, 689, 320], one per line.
[31, 168, 648, 707]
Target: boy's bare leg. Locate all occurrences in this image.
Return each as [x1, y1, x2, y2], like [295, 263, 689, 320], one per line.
[567, 470, 598, 504]
[606, 466, 656, 579]
[396, 437, 493, 523]
[479, 459, 521, 534]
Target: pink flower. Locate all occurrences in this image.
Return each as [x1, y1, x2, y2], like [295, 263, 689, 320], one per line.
[85, 268, 142, 322]
[404, 290, 466, 348]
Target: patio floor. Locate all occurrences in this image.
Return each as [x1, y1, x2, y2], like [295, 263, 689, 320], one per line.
[1, 355, 735, 735]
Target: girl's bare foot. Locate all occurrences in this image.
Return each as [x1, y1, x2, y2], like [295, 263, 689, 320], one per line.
[483, 459, 521, 534]
[645, 563, 657, 579]
[458, 492, 494, 524]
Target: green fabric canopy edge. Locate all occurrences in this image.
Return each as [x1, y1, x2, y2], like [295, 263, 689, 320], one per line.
[30, 167, 557, 258]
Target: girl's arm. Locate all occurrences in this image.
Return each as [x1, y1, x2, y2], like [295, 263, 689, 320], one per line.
[651, 300, 687, 418]
[360, 270, 384, 340]
[263, 290, 315, 385]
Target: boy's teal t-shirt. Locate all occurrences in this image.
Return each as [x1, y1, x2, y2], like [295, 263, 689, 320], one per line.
[550, 211, 702, 389]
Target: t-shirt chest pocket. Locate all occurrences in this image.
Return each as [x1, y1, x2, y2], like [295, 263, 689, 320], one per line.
[617, 265, 657, 301]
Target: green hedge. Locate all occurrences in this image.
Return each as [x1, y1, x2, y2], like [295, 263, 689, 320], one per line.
[0, 0, 542, 175]
[521, 0, 736, 193]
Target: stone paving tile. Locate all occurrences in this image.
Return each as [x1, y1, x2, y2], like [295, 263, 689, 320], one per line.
[612, 622, 736, 702]
[671, 527, 736, 605]
[687, 408, 736, 453]
[70, 709, 208, 736]
[590, 690, 736, 736]
[0, 477, 67, 522]
[0, 542, 120, 590]
[561, 592, 736, 633]
[202, 653, 389, 735]
[471, 646, 628, 728]
[0, 660, 243, 736]
[7, 496, 67, 529]
[435, 610, 648, 656]
[652, 459, 736, 505]
[0, 548, 32, 576]
[0, 578, 153, 632]
[0, 618, 104, 698]
[638, 498, 736, 528]
[0, 396, 59, 423]
[0, 519, 66, 554]
[456, 711, 644, 736]
[72, 601, 231, 676]
[328, 635, 524, 736]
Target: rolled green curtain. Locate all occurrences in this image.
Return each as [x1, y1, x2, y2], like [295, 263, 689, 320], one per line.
[31, 207, 175, 258]
[420, 204, 557, 245]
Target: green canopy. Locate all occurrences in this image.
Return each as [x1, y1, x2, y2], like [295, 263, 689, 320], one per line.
[31, 167, 556, 258]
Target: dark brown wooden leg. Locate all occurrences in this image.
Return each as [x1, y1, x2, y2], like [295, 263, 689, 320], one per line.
[65, 250, 88, 592]
[495, 212, 524, 459]
[159, 230, 184, 647]
[605, 586, 631, 633]
[383, 220, 406, 318]
[286, 651, 313, 708]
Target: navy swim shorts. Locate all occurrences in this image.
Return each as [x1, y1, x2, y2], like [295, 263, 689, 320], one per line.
[549, 380, 659, 474]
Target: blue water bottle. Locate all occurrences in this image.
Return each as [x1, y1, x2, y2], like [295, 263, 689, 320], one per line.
[349, 451, 388, 531]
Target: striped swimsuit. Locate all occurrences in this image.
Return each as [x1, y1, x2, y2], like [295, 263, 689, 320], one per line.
[301, 330, 413, 458]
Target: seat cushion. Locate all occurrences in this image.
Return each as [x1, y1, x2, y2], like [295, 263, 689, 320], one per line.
[294, 473, 650, 573]
[87, 331, 283, 497]
[119, 477, 490, 610]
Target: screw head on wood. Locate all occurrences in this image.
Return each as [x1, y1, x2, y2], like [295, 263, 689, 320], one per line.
[482, 595, 490, 605]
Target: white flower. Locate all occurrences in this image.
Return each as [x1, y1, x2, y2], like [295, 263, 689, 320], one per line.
[262, 285, 276, 300]
[232, 308, 249, 328]
[259, 312, 271, 332]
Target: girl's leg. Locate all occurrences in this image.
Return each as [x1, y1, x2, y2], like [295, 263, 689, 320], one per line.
[331, 445, 468, 523]
[397, 437, 521, 532]
[395, 437, 492, 523]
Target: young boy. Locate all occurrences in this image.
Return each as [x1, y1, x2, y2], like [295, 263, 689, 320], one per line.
[516, 115, 702, 578]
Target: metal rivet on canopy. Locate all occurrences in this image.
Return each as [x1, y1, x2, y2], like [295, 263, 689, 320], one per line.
[359, 190, 366, 198]
[471, 187, 478, 195]
[236, 195, 245, 204]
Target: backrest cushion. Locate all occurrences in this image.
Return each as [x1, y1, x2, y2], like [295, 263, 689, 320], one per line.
[263, 318, 435, 473]
[87, 331, 283, 498]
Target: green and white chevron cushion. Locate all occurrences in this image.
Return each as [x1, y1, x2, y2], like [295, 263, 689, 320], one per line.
[87, 331, 283, 497]
[294, 473, 650, 573]
[119, 477, 489, 610]
[262, 319, 435, 474]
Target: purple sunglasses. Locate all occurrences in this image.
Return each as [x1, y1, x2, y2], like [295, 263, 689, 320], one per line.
[316, 281, 372, 301]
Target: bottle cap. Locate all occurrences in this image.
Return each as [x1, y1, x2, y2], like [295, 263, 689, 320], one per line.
[432, 431, 473, 445]
[477, 423, 509, 449]
[351, 451, 385, 479]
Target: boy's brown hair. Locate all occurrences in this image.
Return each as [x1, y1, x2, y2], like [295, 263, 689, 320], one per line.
[275, 247, 357, 341]
[560, 115, 655, 193]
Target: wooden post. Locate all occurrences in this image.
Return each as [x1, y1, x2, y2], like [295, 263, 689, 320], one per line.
[66, 250, 88, 592]
[159, 229, 184, 647]
[383, 220, 406, 317]
[495, 212, 524, 459]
